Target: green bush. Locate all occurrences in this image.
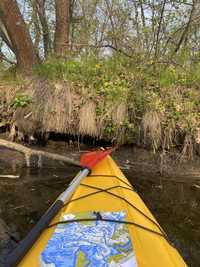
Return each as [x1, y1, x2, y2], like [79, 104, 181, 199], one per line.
[34, 54, 200, 152]
[11, 94, 32, 110]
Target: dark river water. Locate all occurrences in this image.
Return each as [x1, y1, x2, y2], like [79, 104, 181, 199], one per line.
[0, 145, 199, 267]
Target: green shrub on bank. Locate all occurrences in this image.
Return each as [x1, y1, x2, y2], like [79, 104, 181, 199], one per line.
[36, 56, 131, 99]
[0, 55, 198, 157]
[35, 55, 200, 153]
[10, 94, 32, 110]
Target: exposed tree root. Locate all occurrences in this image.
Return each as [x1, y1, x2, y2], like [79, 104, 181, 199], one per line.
[0, 139, 80, 168]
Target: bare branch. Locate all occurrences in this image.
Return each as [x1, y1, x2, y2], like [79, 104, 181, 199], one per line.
[154, 0, 167, 58]
[173, 0, 196, 54]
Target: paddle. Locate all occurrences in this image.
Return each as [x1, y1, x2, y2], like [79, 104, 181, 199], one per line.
[7, 148, 114, 267]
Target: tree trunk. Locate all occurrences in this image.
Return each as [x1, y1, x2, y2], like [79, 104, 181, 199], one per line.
[54, 0, 70, 57]
[35, 0, 51, 58]
[0, 0, 37, 72]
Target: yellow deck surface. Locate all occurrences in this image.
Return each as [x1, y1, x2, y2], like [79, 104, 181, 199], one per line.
[19, 156, 187, 267]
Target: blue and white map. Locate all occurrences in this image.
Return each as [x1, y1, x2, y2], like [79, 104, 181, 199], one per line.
[40, 211, 137, 267]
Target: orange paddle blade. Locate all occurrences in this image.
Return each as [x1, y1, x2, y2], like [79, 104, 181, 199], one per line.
[80, 148, 114, 169]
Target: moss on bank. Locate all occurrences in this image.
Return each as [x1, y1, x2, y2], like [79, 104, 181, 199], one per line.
[0, 55, 199, 158]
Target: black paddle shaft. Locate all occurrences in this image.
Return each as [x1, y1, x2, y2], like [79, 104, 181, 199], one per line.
[6, 200, 63, 267]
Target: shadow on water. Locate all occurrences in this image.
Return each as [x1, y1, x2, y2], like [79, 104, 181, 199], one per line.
[0, 146, 199, 266]
[125, 172, 200, 267]
[0, 166, 79, 267]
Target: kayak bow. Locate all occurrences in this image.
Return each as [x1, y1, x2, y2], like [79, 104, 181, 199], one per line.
[7, 149, 187, 267]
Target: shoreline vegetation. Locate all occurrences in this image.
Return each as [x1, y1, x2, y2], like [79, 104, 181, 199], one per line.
[0, 1, 200, 162]
[0, 55, 199, 161]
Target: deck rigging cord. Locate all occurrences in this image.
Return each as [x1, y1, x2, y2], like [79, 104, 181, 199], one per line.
[52, 174, 168, 241]
[48, 215, 166, 238]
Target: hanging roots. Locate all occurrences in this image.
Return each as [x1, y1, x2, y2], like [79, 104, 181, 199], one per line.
[142, 111, 162, 150]
[79, 102, 98, 136]
[42, 82, 72, 133]
[112, 102, 127, 143]
[180, 134, 194, 161]
[112, 102, 127, 126]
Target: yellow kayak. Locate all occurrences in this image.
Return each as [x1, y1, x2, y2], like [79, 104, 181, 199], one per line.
[10, 154, 187, 267]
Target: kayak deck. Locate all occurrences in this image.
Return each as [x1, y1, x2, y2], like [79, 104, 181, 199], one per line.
[19, 156, 187, 267]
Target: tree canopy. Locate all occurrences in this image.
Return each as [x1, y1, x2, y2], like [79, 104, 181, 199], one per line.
[0, 0, 199, 71]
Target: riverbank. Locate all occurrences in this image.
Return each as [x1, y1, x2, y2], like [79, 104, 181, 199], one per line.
[0, 143, 199, 266]
[0, 56, 200, 159]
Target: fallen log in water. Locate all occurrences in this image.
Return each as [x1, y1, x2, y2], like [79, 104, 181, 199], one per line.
[0, 139, 80, 168]
[0, 175, 20, 179]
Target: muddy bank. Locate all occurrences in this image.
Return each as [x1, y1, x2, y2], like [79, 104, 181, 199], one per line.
[114, 145, 200, 179]
[0, 143, 200, 266]
[1, 138, 200, 178]
[0, 78, 200, 158]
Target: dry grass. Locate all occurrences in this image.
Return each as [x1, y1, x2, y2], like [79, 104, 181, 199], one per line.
[29, 80, 80, 135]
[112, 102, 127, 143]
[32, 79, 52, 130]
[180, 134, 194, 161]
[195, 128, 200, 144]
[42, 82, 72, 133]
[78, 101, 98, 136]
[0, 79, 34, 104]
[112, 102, 127, 126]
[142, 111, 162, 150]
[96, 101, 113, 138]
[1, 78, 198, 156]
[163, 121, 176, 150]
[6, 80, 99, 138]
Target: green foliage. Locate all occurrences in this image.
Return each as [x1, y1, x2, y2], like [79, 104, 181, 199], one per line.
[159, 66, 177, 87]
[36, 55, 131, 100]
[105, 121, 116, 135]
[34, 54, 200, 153]
[11, 94, 32, 110]
[36, 58, 73, 80]
[101, 79, 128, 101]
[0, 66, 24, 85]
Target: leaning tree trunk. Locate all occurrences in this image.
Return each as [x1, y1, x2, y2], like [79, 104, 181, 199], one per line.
[0, 0, 37, 72]
[54, 0, 70, 57]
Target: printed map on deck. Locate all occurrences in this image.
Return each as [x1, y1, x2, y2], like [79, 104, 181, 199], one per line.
[40, 211, 137, 267]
